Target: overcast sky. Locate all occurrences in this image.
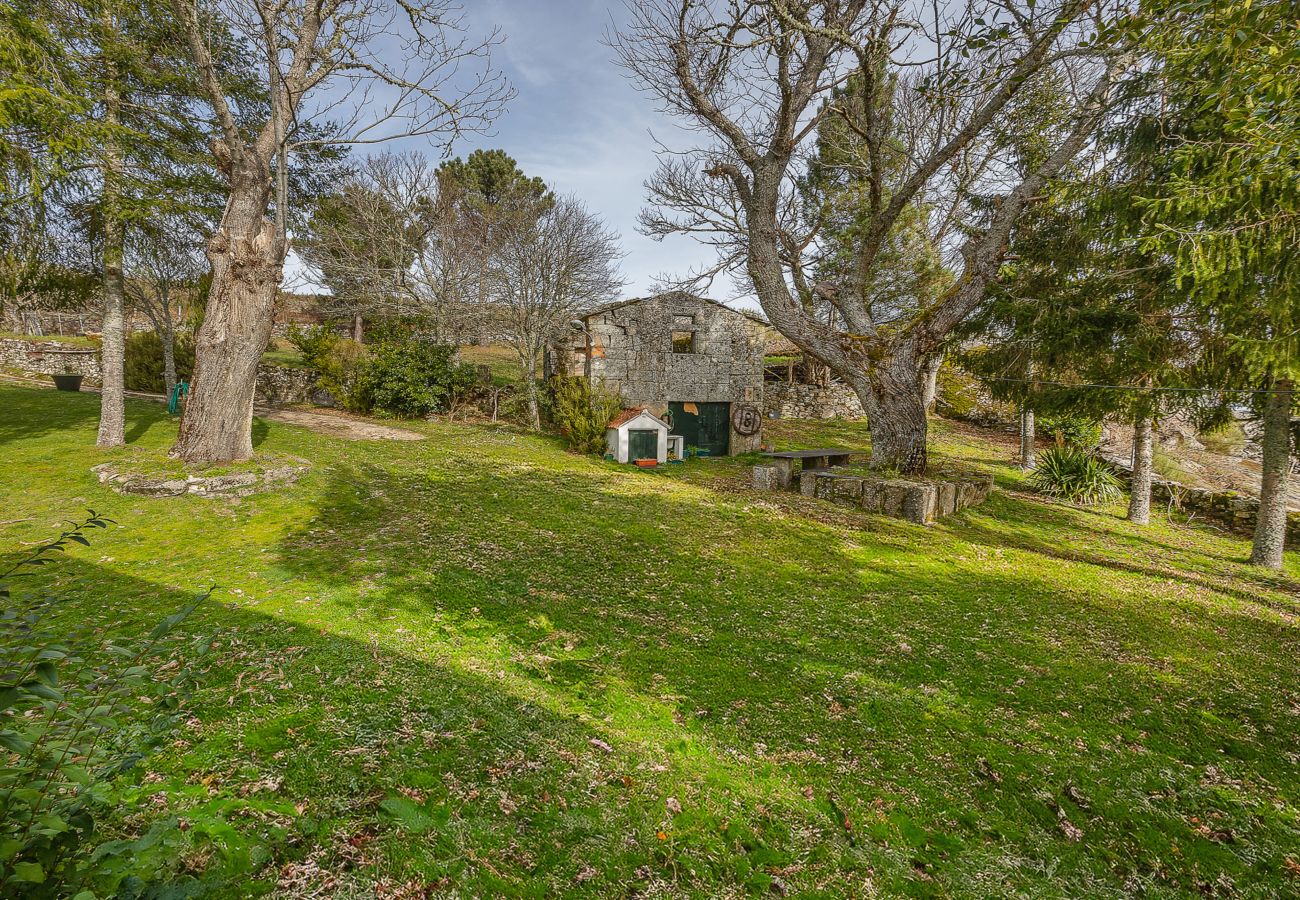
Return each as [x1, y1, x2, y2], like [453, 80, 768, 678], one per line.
[289, 0, 743, 306]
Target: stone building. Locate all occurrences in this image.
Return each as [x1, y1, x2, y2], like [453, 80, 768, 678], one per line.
[549, 292, 769, 456]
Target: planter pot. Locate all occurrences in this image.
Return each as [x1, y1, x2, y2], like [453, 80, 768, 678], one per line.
[51, 374, 84, 392]
[634, 459, 658, 468]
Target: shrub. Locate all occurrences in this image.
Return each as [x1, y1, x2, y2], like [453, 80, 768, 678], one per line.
[354, 341, 478, 418]
[0, 512, 212, 896]
[284, 324, 338, 369]
[550, 377, 623, 454]
[123, 331, 194, 393]
[314, 338, 369, 412]
[1038, 414, 1103, 450]
[1029, 447, 1124, 505]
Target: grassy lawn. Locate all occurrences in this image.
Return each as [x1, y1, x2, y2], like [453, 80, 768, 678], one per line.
[2, 383, 1298, 897]
[0, 331, 100, 347]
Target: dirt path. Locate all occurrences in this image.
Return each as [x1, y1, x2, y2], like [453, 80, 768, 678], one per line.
[256, 407, 424, 442]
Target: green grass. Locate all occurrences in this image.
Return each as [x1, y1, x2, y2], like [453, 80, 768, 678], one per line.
[260, 347, 310, 369]
[2, 383, 1298, 897]
[0, 330, 99, 347]
[458, 344, 528, 385]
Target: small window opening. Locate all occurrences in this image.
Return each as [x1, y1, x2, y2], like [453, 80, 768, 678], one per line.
[672, 331, 695, 354]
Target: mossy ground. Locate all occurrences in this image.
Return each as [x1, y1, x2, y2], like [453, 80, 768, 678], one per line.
[2, 384, 1297, 897]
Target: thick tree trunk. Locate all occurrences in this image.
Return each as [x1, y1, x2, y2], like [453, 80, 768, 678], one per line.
[173, 160, 279, 465]
[852, 361, 929, 475]
[1019, 405, 1036, 470]
[1251, 378, 1293, 569]
[1127, 412, 1153, 525]
[353, 313, 363, 343]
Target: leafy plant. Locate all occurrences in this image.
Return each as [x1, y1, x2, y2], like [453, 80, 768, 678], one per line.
[354, 341, 477, 418]
[314, 337, 369, 412]
[1037, 414, 1103, 450]
[1029, 447, 1124, 505]
[283, 324, 338, 369]
[549, 377, 622, 455]
[0, 512, 213, 897]
[123, 331, 194, 393]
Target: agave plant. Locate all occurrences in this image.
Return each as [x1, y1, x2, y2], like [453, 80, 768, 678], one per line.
[1029, 447, 1124, 505]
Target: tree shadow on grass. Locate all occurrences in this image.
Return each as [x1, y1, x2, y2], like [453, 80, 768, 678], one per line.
[0, 383, 100, 447]
[949, 492, 1300, 615]
[8, 553, 889, 897]
[267, 460, 1300, 896]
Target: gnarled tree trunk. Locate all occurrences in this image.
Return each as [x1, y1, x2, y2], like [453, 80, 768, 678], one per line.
[1127, 412, 1153, 524]
[172, 154, 279, 465]
[1251, 378, 1293, 569]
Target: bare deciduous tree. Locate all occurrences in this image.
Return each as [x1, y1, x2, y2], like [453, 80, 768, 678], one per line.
[299, 152, 479, 344]
[614, 0, 1133, 474]
[492, 195, 624, 429]
[125, 221, 207, 398]
[173, 0, 510, 464]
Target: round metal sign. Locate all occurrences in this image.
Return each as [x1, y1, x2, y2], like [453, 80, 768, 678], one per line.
[732, 403, 762, 436]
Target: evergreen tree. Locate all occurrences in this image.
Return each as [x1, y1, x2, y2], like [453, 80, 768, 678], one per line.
[1138, 0, 1299, 567]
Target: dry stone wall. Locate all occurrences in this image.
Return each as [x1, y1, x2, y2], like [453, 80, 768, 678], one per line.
[762, 382, 865, 419]
[0, 339, 100, 377]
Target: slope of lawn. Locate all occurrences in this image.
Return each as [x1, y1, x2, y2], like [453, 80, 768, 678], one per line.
[1, 382, 1298, 897]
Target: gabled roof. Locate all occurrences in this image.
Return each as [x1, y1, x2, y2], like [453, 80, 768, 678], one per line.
[580, 290, 769, 327]
[607, 407, 668, 429]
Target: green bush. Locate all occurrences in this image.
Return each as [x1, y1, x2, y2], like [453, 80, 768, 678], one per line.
[123, 331, 194, 393]
[1038, 414, 1103, 450]
[355, 342, 477, 418]
[1029, 447, 1124, 505]
[315, 338, 369, 412]
[550, 377, 623, 454]
[0, 512, 213, 896]
[284, 324, 338, 369]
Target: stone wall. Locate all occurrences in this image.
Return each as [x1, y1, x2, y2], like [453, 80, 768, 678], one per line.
[1149, 481, 1300, 543]
[750, 465, 993, 524]
[553, 291, 769, 453]
[255, 365, 331, 407]
[3, 339, 326, 408]
[0, 339, 100, 377]
[762, 381, 865, 419]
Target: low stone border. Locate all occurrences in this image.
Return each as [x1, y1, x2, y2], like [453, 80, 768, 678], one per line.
[753, 464, 993, 524]
[92, 459, 310, 498]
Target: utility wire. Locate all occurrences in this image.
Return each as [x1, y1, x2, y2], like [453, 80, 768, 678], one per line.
[979, 377, 1288, 396]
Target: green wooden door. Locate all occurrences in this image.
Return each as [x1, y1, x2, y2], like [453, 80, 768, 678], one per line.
[668, 402, 730, 456]
[628, 429, 659, 461]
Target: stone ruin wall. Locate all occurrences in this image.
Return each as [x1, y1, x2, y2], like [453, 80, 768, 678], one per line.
[1, 337, 320, 408]
[762, 381, 865, 419]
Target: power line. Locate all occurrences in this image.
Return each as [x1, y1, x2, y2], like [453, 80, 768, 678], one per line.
[979, 376, 1287, 396]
